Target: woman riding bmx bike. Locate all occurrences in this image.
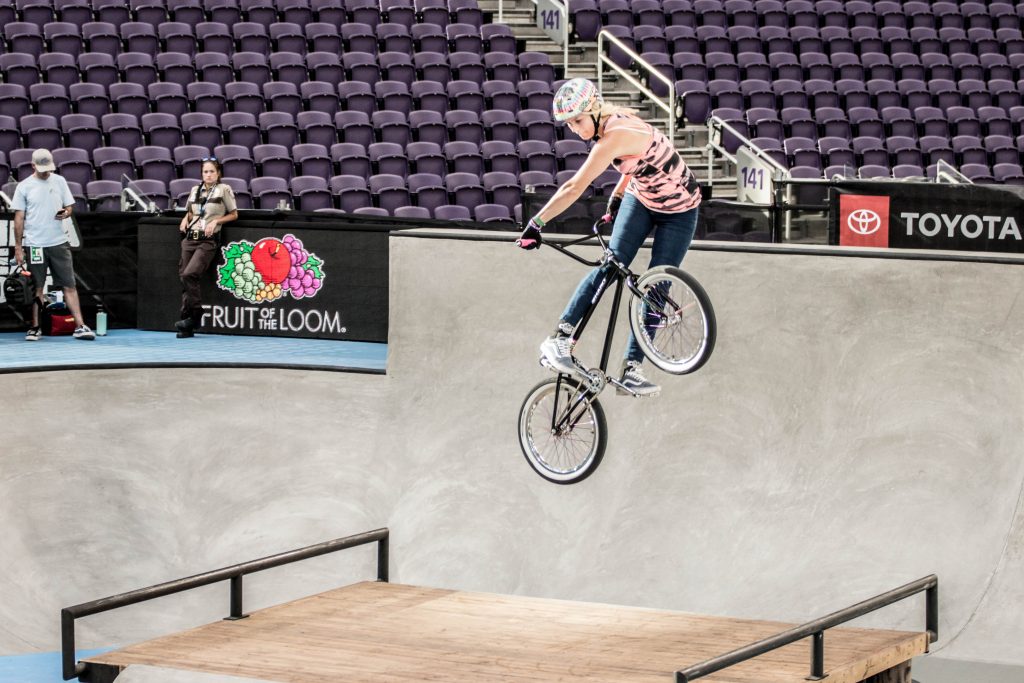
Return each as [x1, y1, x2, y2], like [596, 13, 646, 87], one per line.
[517, 78, 704, 397]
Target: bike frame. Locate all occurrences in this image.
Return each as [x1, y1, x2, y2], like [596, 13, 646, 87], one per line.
[545, 223, 647, 376]
[542, 223, 648, 434]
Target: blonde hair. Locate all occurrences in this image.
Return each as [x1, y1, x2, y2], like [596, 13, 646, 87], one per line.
[592, 102, 638, 118]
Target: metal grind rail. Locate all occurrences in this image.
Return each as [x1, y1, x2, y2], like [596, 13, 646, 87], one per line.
[675, 574, 939, 682]
[61, 528, 390, 681]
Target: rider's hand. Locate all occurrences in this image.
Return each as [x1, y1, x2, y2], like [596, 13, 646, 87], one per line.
[604, 195, 623, 222]
[516, 218, 544, 250]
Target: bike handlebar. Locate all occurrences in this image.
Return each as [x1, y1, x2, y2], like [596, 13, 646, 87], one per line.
[517, 219, 613, 268]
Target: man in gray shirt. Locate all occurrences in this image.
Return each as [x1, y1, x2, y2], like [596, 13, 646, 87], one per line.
[12, 149, 95, 340]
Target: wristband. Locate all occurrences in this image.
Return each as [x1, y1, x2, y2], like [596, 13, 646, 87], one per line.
[607, 195, 623, 215]
[532, 216, 546, 230]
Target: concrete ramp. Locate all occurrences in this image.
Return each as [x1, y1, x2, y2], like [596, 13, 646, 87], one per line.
[1, 232, 1022, 672]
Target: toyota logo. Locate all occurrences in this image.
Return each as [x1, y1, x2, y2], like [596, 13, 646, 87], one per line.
[848, 209, 882, 235]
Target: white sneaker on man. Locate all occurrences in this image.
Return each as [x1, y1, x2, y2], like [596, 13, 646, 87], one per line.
[73, 325, 96, 340]
[25, 327, 41, 341]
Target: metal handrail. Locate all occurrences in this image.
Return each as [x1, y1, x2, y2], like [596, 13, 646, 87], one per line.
[61, 528, 390, 681]
[675, 575, 939, 682]
[596, 29, 676, 146]
[706, 116, 789, 177]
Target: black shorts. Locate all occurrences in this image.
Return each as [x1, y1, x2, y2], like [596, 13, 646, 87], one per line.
[26, 243, 76, 289]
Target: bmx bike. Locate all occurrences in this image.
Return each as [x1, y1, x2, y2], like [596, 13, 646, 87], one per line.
[517, 220, 717, 485]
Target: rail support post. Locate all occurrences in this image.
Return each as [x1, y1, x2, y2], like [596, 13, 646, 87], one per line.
[806, 630, 825, 680]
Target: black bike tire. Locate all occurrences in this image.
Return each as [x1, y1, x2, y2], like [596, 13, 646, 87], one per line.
[517, 377, 607, 485]
[628, 265, 717, 375]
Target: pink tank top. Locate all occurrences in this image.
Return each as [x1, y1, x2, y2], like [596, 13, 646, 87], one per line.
[605, 113, 701, 213]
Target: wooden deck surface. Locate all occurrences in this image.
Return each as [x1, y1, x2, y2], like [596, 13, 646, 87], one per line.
[85, 582, 928, 682]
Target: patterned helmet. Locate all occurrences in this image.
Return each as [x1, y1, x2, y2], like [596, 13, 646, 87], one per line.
[552, 78, 603, 122]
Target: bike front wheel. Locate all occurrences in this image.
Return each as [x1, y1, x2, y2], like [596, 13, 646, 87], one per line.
[518, 376, 607, 485]
[628, 265, 716, 375]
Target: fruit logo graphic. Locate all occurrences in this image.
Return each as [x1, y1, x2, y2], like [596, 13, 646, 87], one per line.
[218, 234, 325, 302]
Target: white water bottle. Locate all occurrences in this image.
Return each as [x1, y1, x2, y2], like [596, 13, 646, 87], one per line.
[96, 304, 108, 336]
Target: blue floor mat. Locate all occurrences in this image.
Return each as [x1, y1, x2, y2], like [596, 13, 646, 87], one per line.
[0, 330, 386, 374]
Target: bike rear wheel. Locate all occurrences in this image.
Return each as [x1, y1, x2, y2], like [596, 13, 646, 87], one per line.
[518, 376, 607, 485]
[628, 265, 716, 375]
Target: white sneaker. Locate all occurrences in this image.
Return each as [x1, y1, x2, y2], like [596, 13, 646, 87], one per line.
[617, 360, 660, 396]
[539, 335, 577, 375]
[73, 325, 96, 340]
[25, 327, 41, 341]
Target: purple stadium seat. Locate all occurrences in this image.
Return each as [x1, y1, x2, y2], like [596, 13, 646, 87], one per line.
[449, 52, 485, 86]
[269, 21, 307, 55]
[196, 22, 234, 54]
[415, 0, 449, 28]
[35, 53, 76, 91]
[84, 179, 121, 210]
[519, 170, 556, 194]
[297, 82, 338, 115]
[406, 172, 446, 214]
[278, 0, 314, 26]
[30, 84, 71, 120]
[433, 205, 470, 221]
[223, 82, 264, 117]
[44, 22, 84, 58]
[445, 109, 484, 145]
[134, 146, 176, 185]
[333, 111, 373, 147]
[380, 0, 414, 29]
[184, 82, 225, 118]
[367, 173, 409, 213]
[250, 176, 292, 209]
[328, 174, 371, 211]
[411, 80, 448, 115]
[484, 53, 520, 87]
[852, 137, 888, 167]
[405, 142, 444, 176]
[918, 136, 955, 166]
[195, 52, 234, 86]
[55, 0, 93, 28]
[295, 111, 336, 148]
[173, 145, 210, 180]
[52, 148, 94, 188]
[21, 114, 62, 150]
[0, 54, 40, 90]
[219, 112, 260, 149]
[341, 22, 377, 54]
[554, 139, 589, 172]
[257, 112, 298, 148]
[517, 140, 557, 176]
[347, 0, 381, 29]
[377, 22, 413, 53]
[156, 53, 196, 88]
[368, 141, 408, 177]
[371, 110, 410, 146]
[412, 22, 447, 54]
[92, 146, 135, 181]
[482, 171, 521, 209]
[481, 109, 520, 146]
[290, 175, 332, 211]
[481, 23, 515, 54]
[443, 140, 483, 175]
[302, 22, 340, 53]
[409, 110, 447, 147]
[262, 82, 302, 117]
[446, 22, 481, 54]
[960, 163, 994, 183]
[394, 205, 430, 219]
[178, 112, 221, 150]
[331, 82, 372, 117]
[167, 0, 204, 26]
[62, 113, 103, 150]
[239, 0, 277, 28]
[445, 171, 486, 208]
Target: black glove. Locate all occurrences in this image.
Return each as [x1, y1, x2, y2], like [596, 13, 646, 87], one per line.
[606, 194, 623, 217]
[516, 218, 544, 250]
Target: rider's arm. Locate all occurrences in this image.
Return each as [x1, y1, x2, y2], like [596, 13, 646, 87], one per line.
[533, 128, 648, 225]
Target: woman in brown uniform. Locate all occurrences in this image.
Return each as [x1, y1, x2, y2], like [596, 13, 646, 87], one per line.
[175, 158, 238, 338]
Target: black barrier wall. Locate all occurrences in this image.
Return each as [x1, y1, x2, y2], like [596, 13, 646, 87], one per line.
[829, 181, 1024, 253]
[138, 213, 396, 342]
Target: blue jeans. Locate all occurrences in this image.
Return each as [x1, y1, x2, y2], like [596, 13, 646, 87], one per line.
[559, 194, 699, 363]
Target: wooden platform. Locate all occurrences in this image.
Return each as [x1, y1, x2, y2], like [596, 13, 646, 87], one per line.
[83, 582, 928, 682]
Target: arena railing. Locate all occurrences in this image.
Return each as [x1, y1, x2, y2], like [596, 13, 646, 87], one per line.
[60, 528, 390, 681]
[675, 574, 939, 682]
[706, 115, 794, 238]
[597, 29, 677, 146]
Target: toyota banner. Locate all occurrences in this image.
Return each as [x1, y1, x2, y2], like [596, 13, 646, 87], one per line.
[829, 181, 1024, 253]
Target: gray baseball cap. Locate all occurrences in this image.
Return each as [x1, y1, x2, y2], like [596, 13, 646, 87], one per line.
[32, 149, 56, 172]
